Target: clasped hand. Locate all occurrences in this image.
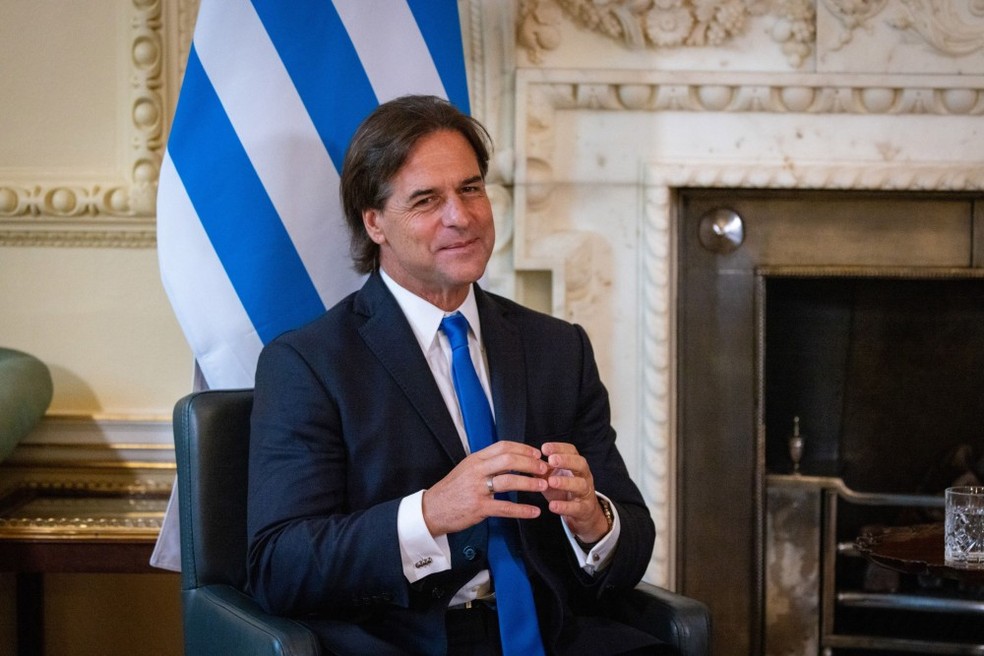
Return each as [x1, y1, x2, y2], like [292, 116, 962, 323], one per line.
[422, 441, 610, 544]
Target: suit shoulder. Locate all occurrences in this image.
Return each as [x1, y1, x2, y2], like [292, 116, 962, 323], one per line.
[265, 291, 363, 354]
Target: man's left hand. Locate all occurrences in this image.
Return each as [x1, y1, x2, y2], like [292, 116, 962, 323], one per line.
[540, 442, 610, 544]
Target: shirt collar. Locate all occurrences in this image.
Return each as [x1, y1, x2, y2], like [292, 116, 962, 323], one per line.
[379, 270, 482, 352]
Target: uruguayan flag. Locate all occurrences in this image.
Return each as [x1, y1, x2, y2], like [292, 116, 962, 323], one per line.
[153, 0, 470, 571]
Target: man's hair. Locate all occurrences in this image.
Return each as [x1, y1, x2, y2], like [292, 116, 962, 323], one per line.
[340, 95, 492, 274]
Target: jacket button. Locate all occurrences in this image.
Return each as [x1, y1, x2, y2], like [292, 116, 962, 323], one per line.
[463, 546, 477, 561]
[432, 587, 445, 599]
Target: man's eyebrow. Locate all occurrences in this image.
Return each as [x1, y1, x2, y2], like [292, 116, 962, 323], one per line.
[405, 175, 484, 202]
[406, 187, 436, 202]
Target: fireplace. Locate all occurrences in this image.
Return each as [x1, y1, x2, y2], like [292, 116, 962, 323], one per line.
[675, 188, 984, 654]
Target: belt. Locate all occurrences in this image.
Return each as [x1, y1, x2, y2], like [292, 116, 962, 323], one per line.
[448, 594, 496, 611]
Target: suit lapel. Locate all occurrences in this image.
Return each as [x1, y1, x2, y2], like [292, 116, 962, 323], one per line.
[355, 274, 467, 464]
[476, 289, 529, 446]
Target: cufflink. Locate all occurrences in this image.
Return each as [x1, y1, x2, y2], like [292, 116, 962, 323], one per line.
[414, 557, 433, 568]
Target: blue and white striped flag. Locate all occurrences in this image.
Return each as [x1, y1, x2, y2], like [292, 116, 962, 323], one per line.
[158, 0, 470, 390]
[153, 0, 470, 571]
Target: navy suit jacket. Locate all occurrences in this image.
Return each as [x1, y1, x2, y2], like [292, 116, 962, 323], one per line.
[246, 272, 657, 655]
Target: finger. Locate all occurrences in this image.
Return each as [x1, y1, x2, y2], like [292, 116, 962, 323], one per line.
[481, 451, 549, 478]
[479, 440, 542, 460]
[490, 472, 548, 495]
[487, 498, 541, 520]
[548, 498, 582, 517]
[545, 453, 588, 479]
[546, 472, 590, 497]
[547, 497, 599, 525]
[541, 442, 577, 457]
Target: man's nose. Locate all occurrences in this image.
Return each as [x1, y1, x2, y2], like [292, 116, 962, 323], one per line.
[442, 194, 470, 226]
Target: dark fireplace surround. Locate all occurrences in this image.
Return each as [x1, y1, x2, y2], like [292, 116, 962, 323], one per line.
[675, 189, 984, 654]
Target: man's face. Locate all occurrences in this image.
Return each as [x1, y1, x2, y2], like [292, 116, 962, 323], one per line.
[363, 129, 495, 310]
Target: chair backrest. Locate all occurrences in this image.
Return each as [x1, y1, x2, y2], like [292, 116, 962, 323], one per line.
[174, 389, 254, 592]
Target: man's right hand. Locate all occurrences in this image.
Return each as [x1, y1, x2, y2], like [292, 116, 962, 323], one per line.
[421, 441, 548, 536]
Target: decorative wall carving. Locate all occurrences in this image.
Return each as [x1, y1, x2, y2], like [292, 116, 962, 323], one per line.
[820, 0, 889, 49]
[824, 0, 984, 56]
[521, 74, 984, 116]
[519, 0, 984, 68]
[0, 0, 196, 248]
[518, 0, 816, 67]
[891, 0, 984, 56]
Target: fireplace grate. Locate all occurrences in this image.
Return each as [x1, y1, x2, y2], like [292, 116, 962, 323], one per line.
[822, 488, 984, 655]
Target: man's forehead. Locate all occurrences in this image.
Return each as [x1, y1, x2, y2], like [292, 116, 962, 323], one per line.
[392, 132, 482, 188]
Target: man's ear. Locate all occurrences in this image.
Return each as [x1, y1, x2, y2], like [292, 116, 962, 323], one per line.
[363, 208, 386, 245]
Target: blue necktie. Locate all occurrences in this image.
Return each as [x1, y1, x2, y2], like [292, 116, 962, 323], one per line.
[440, 312, 546, 656]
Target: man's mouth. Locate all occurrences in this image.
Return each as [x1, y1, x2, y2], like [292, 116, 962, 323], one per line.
[440, 238, 477, 251]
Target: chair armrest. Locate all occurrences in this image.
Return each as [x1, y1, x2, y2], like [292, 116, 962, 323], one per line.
[182, 585, 322, 656]
[609, 582, 711, 656]
[0, 348, 53, 463]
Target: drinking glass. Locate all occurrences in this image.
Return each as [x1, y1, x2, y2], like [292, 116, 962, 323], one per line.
[944, 486, 984, 567]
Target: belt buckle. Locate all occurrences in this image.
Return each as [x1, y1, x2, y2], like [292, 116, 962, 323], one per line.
[450, 592, 496, 611]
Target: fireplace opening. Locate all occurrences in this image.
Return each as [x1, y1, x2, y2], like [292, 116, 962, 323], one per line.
[764, 275, 984, 491]
[676, 188, 984, 655]
[764, 274, 984, 654]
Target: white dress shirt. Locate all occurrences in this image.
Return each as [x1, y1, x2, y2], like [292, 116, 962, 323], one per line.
[381, 271, 619, 605]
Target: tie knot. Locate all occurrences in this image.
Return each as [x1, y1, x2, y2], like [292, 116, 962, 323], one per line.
[440, 312, 471, 351]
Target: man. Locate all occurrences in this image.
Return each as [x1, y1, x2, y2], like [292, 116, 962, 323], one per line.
[247, 95, 666, 655]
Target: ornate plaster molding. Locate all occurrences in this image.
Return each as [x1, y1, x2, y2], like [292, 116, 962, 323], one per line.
[518, 0, 817, 67]
[519, 70, 984, 117]
[0, 229, 157, 248]
[0, 0, 197, 248]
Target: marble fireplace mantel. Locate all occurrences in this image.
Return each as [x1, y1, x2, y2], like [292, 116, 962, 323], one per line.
[460, 1, 984, 588]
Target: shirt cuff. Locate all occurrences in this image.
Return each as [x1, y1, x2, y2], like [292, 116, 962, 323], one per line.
[561, 492, 621, 575]
[398, 490, 452, 583]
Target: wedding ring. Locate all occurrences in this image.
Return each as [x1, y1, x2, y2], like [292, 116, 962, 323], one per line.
[486, 475, 495, 495]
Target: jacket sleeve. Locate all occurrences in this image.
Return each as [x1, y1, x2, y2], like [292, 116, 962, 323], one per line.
[523, 323, 656, 600]
[246, 339, 409, 616]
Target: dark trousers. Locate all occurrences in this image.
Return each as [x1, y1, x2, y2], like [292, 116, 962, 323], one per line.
[445, 604, 678, 656]
[446, 603, 502, 656]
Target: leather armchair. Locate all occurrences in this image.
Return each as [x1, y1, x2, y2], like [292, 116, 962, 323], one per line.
[174, 389, 710, 656]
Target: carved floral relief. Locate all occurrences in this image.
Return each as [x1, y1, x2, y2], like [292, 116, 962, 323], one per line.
[518, 0, 816, 67]
[823, 0, 984, 56]
[519, 0, 984, 69]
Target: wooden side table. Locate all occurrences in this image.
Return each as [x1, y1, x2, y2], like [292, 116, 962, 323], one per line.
[0, 484, 167, 656]
[856, 522, 984, 586]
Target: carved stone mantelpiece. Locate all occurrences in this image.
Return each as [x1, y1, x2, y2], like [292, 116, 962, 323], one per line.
[510, 63, 984, 585]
